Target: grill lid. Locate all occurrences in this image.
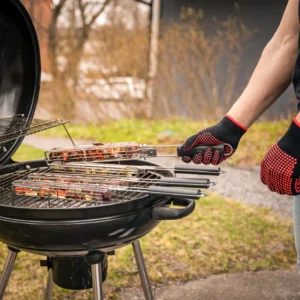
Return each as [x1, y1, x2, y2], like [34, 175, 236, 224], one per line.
[0, 0, 41, 164]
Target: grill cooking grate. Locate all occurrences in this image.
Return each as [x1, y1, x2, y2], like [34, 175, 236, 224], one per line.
[0, 116, 69, 146]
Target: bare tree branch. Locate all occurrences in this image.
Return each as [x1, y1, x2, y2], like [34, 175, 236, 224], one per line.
[87, 0, 110, 27]
[77, 0, 88, 27]
[53, 0, 67, 13]
[48, 0, 67, 77]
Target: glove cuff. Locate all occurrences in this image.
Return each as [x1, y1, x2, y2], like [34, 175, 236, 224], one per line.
[225, 115, 248, 132]
[209, 116, 247, 149]
[293, 117, 300, 128]
[287, 119, 300, 141]
[219, 115, 247, 138]
[278, 119, 300, 158]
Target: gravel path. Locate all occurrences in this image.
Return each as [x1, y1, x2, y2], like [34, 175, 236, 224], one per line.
[23, 136, 293, 216]
[147, 157, 293, 217]
[210, 165, 293, 216]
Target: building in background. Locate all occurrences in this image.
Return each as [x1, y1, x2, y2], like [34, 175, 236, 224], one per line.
[157, 0, 294, 118]
[22, 0, 52, 75]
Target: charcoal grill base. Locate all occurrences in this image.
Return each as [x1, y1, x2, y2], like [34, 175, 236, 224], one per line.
[0, 240, 155, 300]
[49, 255, 108, 290]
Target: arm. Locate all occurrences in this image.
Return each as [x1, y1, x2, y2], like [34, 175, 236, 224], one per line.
[180, 0, 300, 195]
[180, 0, 300, 167]
[228, 0, 299, 128]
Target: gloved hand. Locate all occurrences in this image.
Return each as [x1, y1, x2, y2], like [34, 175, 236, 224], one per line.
[179, 115, 247, 165]
[261, 118, 300, 195]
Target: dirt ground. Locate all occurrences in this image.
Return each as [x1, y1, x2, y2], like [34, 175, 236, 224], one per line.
[116, 269, 300, 300]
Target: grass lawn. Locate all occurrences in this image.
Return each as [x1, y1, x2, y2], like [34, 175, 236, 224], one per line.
[37, 118, 291, 167]
[5, 120, 295, 298]
[0, 194, 295, 299]
[12, 144, 45, 162]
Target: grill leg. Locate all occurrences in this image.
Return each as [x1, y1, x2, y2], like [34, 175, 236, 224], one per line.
[91, 263, 103, 300]
[132, 240, 155, 300]
[45, 269, 54, 300]
[85, 251, 106, 300]
[294, 196, 300, 272]
[0, 247, 19, 300]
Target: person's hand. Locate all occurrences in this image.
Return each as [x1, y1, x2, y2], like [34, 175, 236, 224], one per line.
[261, 118, 300, 195]
[179, 115, 247, 165]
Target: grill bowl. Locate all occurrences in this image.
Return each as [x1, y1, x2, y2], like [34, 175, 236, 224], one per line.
[0, 200, 165, 253]
[0, 160, 196, 253]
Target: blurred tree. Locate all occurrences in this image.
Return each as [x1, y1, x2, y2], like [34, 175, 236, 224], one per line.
[23, 0, 111, 119]
[48, 0, 111, 118]
[23, 0, 151, 121]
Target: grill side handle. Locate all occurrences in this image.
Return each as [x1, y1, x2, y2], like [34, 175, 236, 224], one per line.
[151, 198, 196, 220]
[0, 159, 47, 175]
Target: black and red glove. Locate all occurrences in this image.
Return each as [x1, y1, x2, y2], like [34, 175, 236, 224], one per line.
[179, 115, 247, 165]
[261, 118, 300, 195]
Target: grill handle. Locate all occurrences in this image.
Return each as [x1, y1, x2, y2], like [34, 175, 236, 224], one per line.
[152, 198, 195, 220]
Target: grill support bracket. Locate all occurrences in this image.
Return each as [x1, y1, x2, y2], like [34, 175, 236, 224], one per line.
[45, 270, 54, 300]
[86, 251, 106, 300]
[91, 263, 104, 300]
[0, 240, 155, 300]
[133, 240, 155, 300]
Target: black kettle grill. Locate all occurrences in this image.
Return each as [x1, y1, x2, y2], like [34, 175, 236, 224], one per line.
[0, 1, 223, 299]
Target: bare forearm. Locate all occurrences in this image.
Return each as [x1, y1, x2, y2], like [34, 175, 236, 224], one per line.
[228, 38, 297, 128]
[226, 0, 299, 128]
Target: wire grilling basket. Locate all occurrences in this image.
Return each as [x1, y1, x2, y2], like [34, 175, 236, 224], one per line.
[26, 171, 213, 188]
[45, 142, 233, 163]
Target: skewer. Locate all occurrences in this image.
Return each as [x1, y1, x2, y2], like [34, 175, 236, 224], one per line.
[12, 179, 206, 201]
[27, 172, 214, 189]
[50, 162, 225, 176]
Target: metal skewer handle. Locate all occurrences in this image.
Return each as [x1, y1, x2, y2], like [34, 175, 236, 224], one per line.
[45, 142, 233, 163]
[142, 143, 233, 158]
